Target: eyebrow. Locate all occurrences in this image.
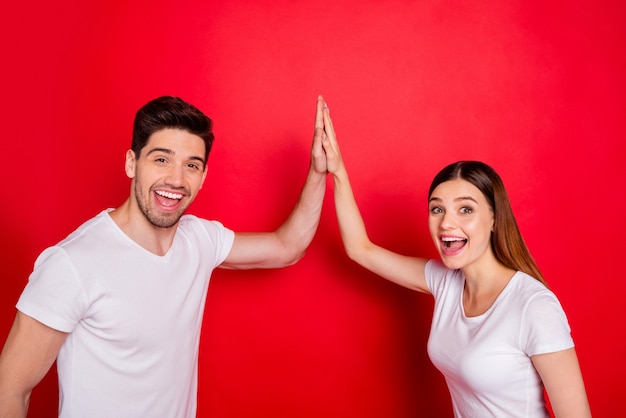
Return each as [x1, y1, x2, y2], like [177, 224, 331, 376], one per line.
[146, 147, 206, 167]
[429, 196, 478, 203]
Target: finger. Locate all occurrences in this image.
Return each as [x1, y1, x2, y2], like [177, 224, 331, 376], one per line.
[312, 98, 327, 156]
[315, 95, 324, 134]
[322, 104, 339, 153]
[311, 96, 327, 160]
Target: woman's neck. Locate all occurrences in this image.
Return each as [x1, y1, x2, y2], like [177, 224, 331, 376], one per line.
[461, 257, 516, 317]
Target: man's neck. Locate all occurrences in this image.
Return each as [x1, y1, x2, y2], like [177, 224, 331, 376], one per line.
[109, 199, 178, 256]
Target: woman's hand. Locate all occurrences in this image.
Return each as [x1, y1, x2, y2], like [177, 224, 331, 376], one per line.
[319, 99, 345, 176]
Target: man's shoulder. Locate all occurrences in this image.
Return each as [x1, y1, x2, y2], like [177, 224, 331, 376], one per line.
[55, 210, 114, 249]
[178, 214, 226, 231]
[177, 215, 234, 251]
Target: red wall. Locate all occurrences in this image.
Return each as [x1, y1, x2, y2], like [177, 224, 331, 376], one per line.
[2, 1, 625, 416]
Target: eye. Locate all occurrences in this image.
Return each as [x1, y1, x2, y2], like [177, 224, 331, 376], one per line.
[187, 162, 200, 170]
[460, 206, 473, 214]
[154, 157, 168, 164]
[430, 206, 443, 214]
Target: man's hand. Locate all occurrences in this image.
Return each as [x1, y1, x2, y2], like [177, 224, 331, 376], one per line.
[310, 95, 328, 174]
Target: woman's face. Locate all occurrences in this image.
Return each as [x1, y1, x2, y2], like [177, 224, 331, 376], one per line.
[428, 178, 495, 271]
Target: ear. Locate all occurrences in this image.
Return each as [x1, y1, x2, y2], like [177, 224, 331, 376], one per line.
[124, 149, 137, 179]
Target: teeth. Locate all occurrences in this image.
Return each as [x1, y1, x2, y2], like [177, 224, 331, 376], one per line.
[155, 190, 183, 200]
[442, 237, 465, 242]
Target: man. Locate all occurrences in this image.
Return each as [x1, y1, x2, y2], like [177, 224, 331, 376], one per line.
[0, 95, 329, 417]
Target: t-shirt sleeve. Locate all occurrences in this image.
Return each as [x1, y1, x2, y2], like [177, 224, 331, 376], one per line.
[425, 259, 448, 298]
[16, 247, 87, 333]
[198, 219, 235, 267]
[520, 291, 574, 356]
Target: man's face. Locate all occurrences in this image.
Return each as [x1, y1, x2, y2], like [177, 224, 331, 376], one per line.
[126, 128, 207, 229]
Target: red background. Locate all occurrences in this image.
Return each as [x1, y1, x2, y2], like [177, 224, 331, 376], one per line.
[2, 1, 625, 416]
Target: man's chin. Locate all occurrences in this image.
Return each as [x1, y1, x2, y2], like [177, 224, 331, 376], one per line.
[146, 211, 184, 229]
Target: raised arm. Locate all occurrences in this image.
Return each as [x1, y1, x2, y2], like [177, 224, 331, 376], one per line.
[0, 312, 67, 418]
[531, 348, 591, 417]
[219, 96, 328, 269]
[321, 102, 430, 293]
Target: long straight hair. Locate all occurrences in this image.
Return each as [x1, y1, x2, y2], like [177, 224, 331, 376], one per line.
[428, 161, 547, 287]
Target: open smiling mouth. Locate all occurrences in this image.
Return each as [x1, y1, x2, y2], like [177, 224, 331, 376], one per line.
[154, 190, 184, 208]
[441, 237, 467, 252]
[155, 190, 183, 200]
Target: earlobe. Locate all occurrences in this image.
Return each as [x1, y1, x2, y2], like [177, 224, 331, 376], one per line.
[125, 150, 137, 179]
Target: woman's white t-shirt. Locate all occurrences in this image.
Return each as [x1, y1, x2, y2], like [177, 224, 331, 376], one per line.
[425, 260, 574, 417]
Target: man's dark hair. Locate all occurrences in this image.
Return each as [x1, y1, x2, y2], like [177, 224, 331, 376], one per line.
[132, 96, 214, 163]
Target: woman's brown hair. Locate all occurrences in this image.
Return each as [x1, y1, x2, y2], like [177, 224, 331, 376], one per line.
[428, 161, 547, 286]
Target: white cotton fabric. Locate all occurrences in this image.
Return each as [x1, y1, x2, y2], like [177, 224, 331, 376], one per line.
[425, 260, 574, 417]
[17, 210, 234, 418]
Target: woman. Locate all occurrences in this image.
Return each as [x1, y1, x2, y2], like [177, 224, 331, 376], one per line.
[319, 101, 591, 417]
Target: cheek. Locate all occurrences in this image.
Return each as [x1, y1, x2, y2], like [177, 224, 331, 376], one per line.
[198, 171, 208, 190]
[469, 218, 493, 243]
[427, 216, 435, 231]
[428, 217, 439, 239]
[188, 173, 206, 192]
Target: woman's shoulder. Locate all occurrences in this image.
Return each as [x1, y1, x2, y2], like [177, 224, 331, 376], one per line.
[509, 271, 564, 313]
[425, 260, 465, 294]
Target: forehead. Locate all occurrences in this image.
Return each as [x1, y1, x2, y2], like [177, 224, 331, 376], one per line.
[429, 179, 487, 204]
[144, 128, 206, 157]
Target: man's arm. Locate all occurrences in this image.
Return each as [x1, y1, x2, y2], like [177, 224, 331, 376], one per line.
[0, 312, 67, 418]
[219, 96, 328, 270]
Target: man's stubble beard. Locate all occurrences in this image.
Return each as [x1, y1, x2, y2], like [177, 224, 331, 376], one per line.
[134, 181, 187, 229]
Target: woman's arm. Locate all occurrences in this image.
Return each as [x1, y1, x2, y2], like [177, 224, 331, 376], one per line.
[321, 102, 430, 293]
[532, 347, 591, 417]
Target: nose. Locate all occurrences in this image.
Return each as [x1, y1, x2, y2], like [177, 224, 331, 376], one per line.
[440, 211, 457, 230]
[164, 164, 185, 187]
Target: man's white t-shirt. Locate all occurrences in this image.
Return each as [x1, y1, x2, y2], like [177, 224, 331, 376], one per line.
[17, 210, 234, 418]
[425, 260, 574, 417]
